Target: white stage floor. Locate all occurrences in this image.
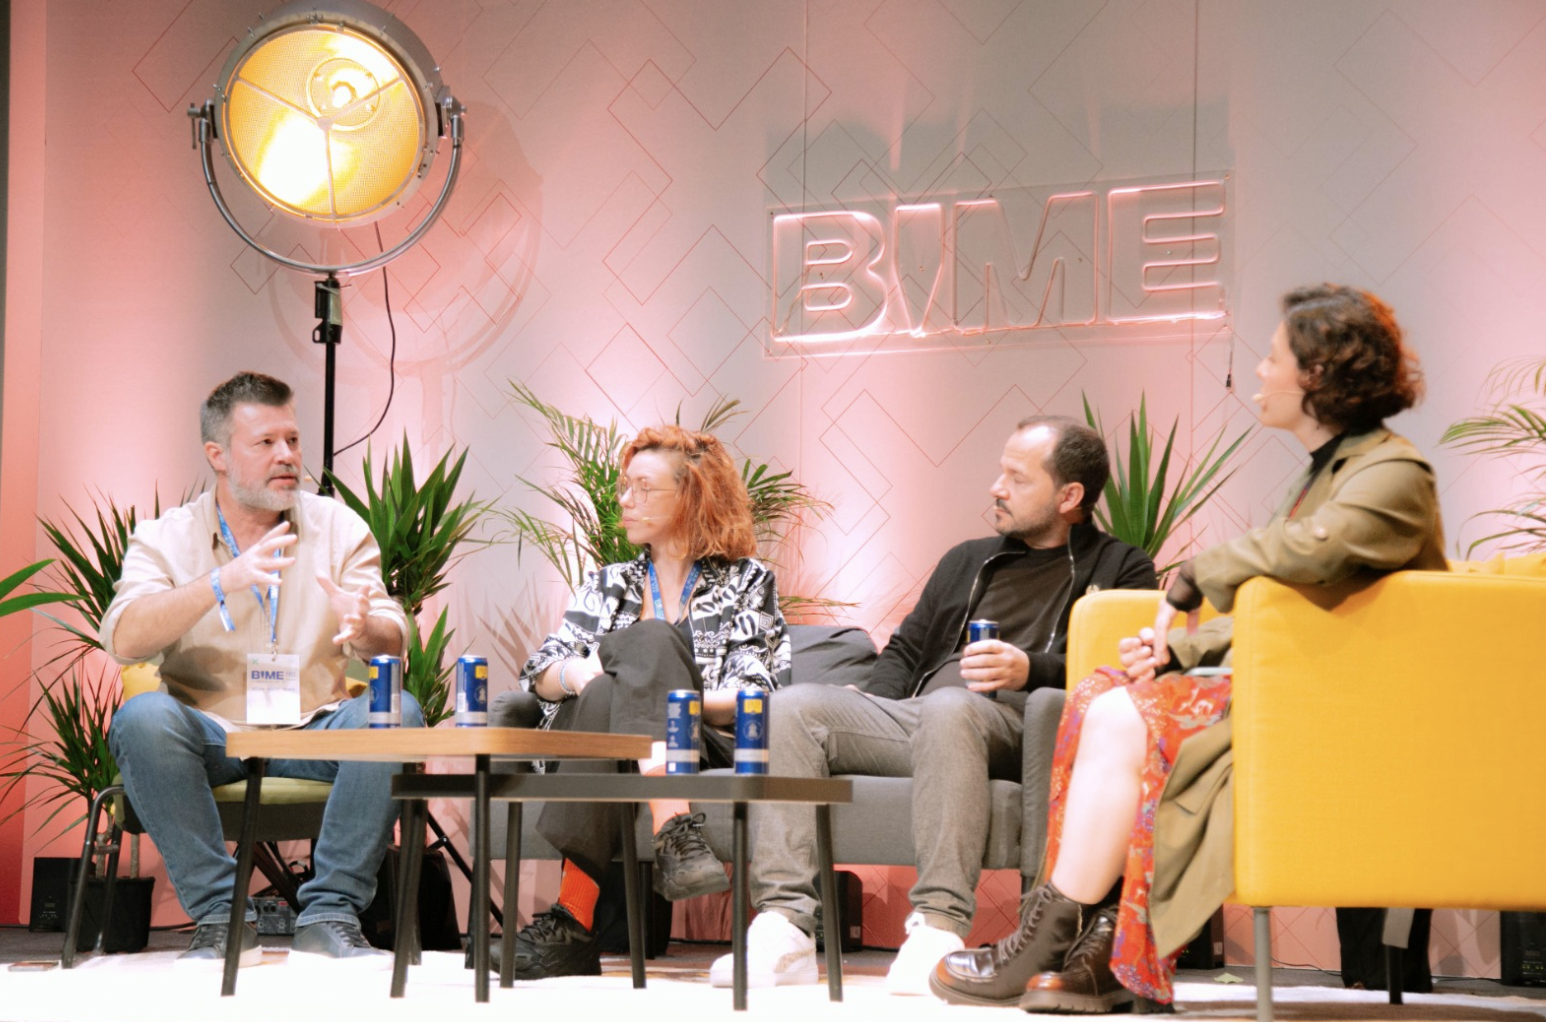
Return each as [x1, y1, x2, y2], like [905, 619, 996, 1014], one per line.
[3, 944, 1544, 1022]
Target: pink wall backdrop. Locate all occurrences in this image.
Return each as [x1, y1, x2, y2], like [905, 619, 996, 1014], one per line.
[6, 0, 1546, 978]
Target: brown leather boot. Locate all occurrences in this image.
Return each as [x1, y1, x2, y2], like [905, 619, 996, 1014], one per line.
[929, 883, 1085, 1006]
[1018, 905, 1134, 1014]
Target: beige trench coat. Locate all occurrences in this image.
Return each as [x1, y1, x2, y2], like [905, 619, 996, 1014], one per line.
[1148, 428, 1447, 957]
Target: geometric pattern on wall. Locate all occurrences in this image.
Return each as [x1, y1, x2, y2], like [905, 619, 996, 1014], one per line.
[31, 0, 1546, 975]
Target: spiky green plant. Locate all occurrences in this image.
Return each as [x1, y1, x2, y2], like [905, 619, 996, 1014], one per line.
[34, 491, 188, 674]
[1084, 393, 1251, 580]
[404, 608, 456, 729]
[0, 664, 119, 836]
[1442, 357, 1546, 555]
[495, 383, 834, 608]
[0, 559, 76, 622]
[326, 438, 488, 619]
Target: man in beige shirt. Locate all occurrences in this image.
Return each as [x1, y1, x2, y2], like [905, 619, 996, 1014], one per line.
[101, 372, 417, 969]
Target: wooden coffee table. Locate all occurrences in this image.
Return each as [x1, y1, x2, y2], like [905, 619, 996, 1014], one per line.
[394, 770, 854, 1010]
[222, 727, 650, 1000]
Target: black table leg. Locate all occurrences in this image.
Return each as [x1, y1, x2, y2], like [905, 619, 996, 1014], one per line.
[500, 801, 521, 987]
[619, 800, 645, 989]
[404, 801, 425, 967]
[473, 753, 491, 1003]
[392, 767, 426, 997]
[732, 800, 748, 1011]
[222, 758, 265, 996]
[815, 803, 843, 1002]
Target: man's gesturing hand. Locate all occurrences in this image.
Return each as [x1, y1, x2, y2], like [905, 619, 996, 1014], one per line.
[317, 573, 372, 645]
[221, 523, 297, 591]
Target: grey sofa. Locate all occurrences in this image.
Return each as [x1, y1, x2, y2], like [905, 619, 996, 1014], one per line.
[488, 625, 1060, 888]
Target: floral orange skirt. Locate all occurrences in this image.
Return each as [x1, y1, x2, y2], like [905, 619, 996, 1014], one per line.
[1042, 667, 1232, 1004]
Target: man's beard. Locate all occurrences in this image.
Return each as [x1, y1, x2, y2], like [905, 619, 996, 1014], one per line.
[229, 468, 298, 513]
[994, 500, 1059, 545]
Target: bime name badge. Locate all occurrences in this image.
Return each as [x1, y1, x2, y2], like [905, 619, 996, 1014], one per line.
[246, 653, 301, 725]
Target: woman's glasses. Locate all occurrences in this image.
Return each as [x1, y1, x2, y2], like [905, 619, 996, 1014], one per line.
[616, 481, 677, 504]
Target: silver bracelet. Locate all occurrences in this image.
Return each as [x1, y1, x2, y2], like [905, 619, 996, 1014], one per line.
[557, 658, 578, 698]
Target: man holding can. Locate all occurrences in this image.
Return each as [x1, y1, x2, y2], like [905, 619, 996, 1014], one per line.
[713, 416, 1156, 993]
[101, 371, 418, 969]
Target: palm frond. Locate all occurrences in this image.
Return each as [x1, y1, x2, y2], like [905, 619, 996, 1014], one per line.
[0, 664, 120, 837]
[1085, 392, 1251, 582]
[404, 608, 457, 728]
[1442, 357, 1546, 556]
[500, 383, 834, 606]
[0, 560, 76, 620]
[327, 437, 489, 619]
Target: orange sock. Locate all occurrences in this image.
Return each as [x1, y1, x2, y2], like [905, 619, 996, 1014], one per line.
[556, 861, 601, 932]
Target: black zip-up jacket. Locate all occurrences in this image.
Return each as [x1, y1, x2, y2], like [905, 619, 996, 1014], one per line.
[866, 523, 1157, 701]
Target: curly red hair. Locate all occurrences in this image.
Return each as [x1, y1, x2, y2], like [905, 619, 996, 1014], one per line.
[622, 425, 757, 562]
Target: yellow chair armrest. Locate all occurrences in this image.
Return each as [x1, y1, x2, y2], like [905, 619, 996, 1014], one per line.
[1066, 590, 1164, 687]
[120, 662, 162, 700]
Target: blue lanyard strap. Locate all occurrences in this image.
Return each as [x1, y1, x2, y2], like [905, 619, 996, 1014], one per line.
[648, 560, 701, 624]
[214, 502, 280, 651]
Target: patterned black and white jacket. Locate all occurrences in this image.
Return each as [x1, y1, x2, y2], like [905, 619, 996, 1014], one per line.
[520, 552, 792, 729]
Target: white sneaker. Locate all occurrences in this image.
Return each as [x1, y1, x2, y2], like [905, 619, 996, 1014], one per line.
[884, 912, 965, 996]
[709, 911, 818, 988]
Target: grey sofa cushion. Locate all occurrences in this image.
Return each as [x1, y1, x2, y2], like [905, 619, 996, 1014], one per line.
[788, 624, 877, 689]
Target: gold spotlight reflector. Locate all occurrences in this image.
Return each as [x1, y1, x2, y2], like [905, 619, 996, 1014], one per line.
[212, 0, 446, 226]
[190, 0, 464, 276]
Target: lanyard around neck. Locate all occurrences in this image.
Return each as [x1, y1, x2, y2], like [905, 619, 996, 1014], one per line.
[215, 502, 280, 652]
[648, 559, 701, 624]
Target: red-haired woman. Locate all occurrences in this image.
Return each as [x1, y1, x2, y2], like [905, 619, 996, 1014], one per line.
[930, 284, 1447, 1012]
[510, 425, 791, 979]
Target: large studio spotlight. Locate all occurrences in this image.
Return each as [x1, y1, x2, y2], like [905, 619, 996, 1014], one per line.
[188, 0, 465, 483]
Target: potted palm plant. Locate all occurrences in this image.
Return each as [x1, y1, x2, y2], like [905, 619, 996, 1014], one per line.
[0, 496, 161, 950]
[495, 382, 835, 613]
[326, 437, 487, 728]
[1083, 393, 1250, 582]
[1441, 357, 1546, 555]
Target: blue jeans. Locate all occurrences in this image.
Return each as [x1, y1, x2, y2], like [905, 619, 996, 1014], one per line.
[107, 691, 424, 927]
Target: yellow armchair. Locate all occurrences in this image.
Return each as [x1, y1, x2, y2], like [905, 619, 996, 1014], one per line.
[1066, 570, 1546, 1020]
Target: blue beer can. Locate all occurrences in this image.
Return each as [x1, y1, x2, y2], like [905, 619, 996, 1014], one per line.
[368, 655, 402, 728]
[455, 655, 488, 727]
[665, 690, 701, 775]
[735, 688, 769, 775]
[969, 619, 1000, 644]
[968, 620, 1000, 700]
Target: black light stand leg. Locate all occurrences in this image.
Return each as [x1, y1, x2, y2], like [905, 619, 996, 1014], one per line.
[427, 810, 500, 927]
[312, 273, 342, 495]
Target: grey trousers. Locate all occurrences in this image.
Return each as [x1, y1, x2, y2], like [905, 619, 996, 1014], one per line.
[750, 685, 1023, 939]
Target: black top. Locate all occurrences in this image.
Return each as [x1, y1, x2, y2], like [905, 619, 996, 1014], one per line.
[865, 523, 1157, 700]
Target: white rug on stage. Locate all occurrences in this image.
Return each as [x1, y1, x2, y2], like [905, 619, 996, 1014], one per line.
[3, 949, 1542, 1021]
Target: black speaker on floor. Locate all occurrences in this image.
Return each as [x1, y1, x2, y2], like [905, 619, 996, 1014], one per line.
[1501, 911, 1546, 986]
[28, 857, 74, 932]
[29, 856, 155, 952]
[1175, 907, 1225, 970]
[359, 844, 463, 951]
[815, 870, 863, 953]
